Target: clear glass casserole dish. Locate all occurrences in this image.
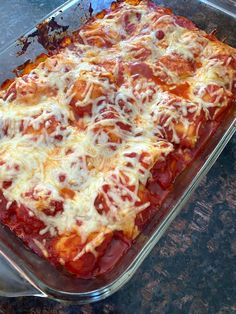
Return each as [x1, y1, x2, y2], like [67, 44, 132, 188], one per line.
[0, 0, 235, 303]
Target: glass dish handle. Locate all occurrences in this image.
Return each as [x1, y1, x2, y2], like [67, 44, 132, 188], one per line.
[0, 252, 45, 297]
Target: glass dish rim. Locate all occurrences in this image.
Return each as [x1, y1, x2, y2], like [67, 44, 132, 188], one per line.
[0, 0, 235, 303]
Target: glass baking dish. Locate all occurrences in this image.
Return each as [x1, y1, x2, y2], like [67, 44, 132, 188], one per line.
[0, 0, 235, 303]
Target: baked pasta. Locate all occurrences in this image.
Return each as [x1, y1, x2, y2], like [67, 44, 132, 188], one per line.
[0, 0, 235, 278]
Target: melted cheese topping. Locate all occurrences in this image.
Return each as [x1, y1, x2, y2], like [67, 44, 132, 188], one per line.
[0, 0, 235, 264]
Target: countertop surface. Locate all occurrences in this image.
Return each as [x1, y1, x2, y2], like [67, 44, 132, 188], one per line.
[0, 1, 235, 313]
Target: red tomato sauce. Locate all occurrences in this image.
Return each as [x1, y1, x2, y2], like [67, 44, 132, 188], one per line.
[0, 0, 234, 279]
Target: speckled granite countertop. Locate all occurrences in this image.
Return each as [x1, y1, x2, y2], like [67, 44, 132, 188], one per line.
[0, 1, 235, 313]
